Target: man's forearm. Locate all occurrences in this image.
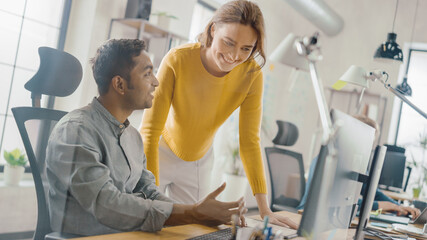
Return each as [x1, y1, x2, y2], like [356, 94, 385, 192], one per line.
[164, 204, 197, 226]
[165, 204, 224, 227]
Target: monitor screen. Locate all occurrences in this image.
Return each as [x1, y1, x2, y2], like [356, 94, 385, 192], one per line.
[378, 151, 406, 190]
[298, 109, 376, 238]
[355, 145, 387, 240]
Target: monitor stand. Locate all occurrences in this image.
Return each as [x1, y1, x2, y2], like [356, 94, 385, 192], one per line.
[378, 185, 402, 193]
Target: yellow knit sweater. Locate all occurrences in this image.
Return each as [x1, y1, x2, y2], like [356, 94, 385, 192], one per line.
[140, 43, 267, 194]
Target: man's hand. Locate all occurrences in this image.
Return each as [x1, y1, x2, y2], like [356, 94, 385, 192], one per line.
[193, 183, 247, 226]
[165, 183, 247, 227]
[378, 201, 421, 219]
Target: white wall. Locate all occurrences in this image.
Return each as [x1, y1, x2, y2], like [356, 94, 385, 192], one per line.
[254, 0, 427, 167]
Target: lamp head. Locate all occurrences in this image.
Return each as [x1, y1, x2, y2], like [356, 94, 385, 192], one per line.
[332, 65, 369, 90]
[270, 33, 310, 72]
[374, 32, 403, 62]
[333, 66, 389, 90]
[396, 76, 412, 96]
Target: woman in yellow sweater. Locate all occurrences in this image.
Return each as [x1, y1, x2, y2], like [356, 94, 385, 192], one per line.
[140, 0, 297, 229]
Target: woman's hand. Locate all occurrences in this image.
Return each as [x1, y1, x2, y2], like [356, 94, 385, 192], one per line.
[255, 193, 299, 229]
[260, 209, 299, 229]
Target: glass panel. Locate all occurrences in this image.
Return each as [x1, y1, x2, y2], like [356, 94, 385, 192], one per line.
[0, 115, 25, 166]
[0, 115, 5, 165]
[0, 65, 13, 115]
[25, 0, 65, 27]
[396, 50, 427, 195]
[397, 51, 427, 144]
[7, 68, 35, 114]
[16, 19, 60, 71]
[0, 0, 26, 16]
[0, 12, 22, 65]
[188, 3, 214, 43]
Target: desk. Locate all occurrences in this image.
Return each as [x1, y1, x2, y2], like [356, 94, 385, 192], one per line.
[382, 189, 415, 202]
[71, 211, 355, 240]
[71, 224, 216, 240]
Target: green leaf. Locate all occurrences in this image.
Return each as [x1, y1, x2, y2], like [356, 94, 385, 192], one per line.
[3, 149, 27, 166]
[11, 148, 21, 159]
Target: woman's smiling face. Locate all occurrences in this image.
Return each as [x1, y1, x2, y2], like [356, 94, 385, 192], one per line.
[207, 23, 257, 75]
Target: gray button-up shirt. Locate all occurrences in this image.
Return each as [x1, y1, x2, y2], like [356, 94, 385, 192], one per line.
[46, 98, 173, 236]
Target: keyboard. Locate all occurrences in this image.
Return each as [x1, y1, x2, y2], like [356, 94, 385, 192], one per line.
[369, 213, 410, 225]
[187, 228, 233, 240]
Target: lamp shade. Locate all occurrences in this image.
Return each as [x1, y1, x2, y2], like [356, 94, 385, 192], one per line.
[396, 76, 412, 96]
[332, 65, 369, 90]
[374, 32, 403, 62]
[270, 33, 309, 71]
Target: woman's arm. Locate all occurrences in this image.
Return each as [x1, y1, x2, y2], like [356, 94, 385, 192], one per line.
[239, 70, 298, 230]
[140, 50, 176, 184]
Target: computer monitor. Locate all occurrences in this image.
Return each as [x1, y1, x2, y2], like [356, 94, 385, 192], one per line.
[298, 109, 376, 238]
[355, 145, 387, 240]
[378, 150, 406, 191]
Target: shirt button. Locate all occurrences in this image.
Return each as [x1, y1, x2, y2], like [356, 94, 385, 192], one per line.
[119, 125, 124, 128]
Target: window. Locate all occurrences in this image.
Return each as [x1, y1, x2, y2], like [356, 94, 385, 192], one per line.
[188, 0, 216, 42]
[0, 0, 69, 168]
[392, 46, 427, 190]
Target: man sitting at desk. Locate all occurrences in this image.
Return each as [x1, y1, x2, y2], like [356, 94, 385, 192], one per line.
[46, 39, 246, 236]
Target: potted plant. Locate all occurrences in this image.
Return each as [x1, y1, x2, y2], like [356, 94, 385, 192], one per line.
[220, 147, 248, 202]
[3, 148, 28, 186]
[408, 131, 427, 198]
[151, 11, 178, 30]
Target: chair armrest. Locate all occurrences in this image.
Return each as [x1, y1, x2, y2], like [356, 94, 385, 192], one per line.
[45, 232, 83, 240]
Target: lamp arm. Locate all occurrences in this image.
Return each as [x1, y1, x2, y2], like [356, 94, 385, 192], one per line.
[387, 85, 427, 119]
[308, 61, 334, 142]
[371, 72, 426, 119]
[295, 32, 333, 143]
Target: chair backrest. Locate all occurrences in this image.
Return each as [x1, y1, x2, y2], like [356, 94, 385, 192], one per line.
[25, 47, 82, 107]
[265, 147, 305, 212]
[272, 120, 299, 147]
[12, 107, 67, 240]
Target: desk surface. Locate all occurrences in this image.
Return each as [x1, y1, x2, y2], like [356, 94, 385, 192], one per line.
[382, 189, 415, 202]
[72, 224, 216, 240]
[71, 211, 357, 240]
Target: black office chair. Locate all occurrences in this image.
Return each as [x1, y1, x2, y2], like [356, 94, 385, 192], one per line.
[265, 120, 305, 213]
[12, 47, 82, 240]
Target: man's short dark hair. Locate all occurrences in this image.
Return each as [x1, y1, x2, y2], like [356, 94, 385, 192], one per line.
[90, 39, 146, 95]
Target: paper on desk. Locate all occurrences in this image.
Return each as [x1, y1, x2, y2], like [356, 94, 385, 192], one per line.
[236, 227, 256, 240]
[392, 223, 427, 239]
[245, 218, 297, 235]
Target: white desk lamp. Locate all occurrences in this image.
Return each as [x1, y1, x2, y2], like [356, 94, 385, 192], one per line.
[333, 65, 427, 119]
[270, 32, 333, 142]
[270, 32, 340, 238]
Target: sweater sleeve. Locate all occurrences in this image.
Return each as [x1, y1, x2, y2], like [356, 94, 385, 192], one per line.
[239, 70, 267, 195]
[140, 50, 176, 185]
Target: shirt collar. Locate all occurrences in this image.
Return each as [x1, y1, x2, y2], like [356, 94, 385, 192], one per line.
[91, 97, 130, 135]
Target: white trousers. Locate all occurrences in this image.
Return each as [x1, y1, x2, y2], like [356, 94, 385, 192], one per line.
[158, 137, 214, 204]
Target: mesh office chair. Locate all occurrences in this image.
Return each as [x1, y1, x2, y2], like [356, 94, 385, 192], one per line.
[265, 120, 305, 213]
[12, 47, 82, 240]
[384, 145, 412, 192]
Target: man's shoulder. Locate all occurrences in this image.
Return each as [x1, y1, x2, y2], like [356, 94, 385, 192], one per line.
[56, 105, 98, 131]
[61, 106, 91, 123]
